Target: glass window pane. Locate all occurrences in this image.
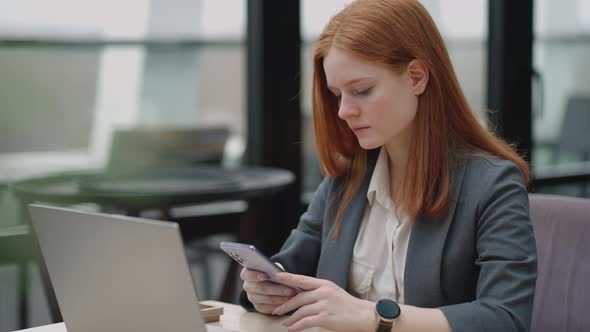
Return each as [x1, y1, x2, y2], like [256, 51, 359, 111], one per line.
[532, 0, 590, 196]
[533, 0, 590, 164]
[0, 0, 246, 168]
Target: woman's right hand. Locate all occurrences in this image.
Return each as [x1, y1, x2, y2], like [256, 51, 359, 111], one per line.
[240, 268, 298, 314]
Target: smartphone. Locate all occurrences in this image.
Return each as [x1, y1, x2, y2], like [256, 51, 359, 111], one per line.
[219, 241, 302, 292]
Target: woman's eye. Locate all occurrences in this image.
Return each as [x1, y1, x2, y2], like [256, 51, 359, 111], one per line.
[353, 87, 372, 96]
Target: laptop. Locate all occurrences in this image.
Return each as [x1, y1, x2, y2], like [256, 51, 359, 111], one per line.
[29, 204, 234, 332]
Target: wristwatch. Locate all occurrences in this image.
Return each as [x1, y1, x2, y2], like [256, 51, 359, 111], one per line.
[374, 299, 401, 332]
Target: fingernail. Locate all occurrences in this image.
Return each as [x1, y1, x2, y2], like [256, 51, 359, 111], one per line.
[257, 274, 268, 281]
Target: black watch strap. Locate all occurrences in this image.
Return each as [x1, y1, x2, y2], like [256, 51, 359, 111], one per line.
[376, 320, 393, 332]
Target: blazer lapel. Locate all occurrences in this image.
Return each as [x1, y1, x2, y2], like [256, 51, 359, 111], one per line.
[404, 158, 467, 307]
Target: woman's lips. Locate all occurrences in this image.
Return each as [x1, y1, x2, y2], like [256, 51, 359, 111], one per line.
[352, 126, 370, 133]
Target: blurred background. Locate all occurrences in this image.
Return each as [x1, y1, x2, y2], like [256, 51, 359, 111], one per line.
[1, 0, 589, 331]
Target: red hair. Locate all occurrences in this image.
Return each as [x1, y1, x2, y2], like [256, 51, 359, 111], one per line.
[312, 0, 530, 235]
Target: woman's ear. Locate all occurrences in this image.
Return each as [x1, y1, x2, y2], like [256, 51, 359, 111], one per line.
[406, 59, 429, 96]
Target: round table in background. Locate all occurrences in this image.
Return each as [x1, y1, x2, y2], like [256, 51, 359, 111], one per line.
[12, 166, 294, 214]
[10, 165, 295, 312]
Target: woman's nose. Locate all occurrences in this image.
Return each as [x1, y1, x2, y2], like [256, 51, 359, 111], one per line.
[337, 97, 359, 120]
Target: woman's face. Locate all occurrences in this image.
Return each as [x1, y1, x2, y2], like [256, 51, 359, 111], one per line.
[323, 47, 421, 151]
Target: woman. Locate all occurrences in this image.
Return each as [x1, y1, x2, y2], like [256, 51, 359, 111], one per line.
[240, 0, 537, 331]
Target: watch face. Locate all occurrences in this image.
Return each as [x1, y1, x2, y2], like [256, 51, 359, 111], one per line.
[376, 299, 400, 320]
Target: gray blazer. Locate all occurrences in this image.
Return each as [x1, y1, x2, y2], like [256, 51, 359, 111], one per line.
[242, 150, 537, 332]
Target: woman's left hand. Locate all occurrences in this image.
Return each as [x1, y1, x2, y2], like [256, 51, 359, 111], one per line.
[271, 272, 378, 332]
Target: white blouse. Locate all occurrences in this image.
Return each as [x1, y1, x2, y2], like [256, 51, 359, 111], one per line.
[347, 148, 413, 303]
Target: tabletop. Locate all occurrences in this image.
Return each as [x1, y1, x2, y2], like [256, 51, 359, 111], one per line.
[9, 165, 294, 210]
[14, 301, 331, 332]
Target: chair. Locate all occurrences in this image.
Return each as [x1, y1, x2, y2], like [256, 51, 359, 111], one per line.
[537, 95, 590, 196]
[0, 225, 31, 329]
[0, 224, 62, 330]
[551, 96, 590, 163]
[529, 194, 590, 332]
[107, 126, 231, 172]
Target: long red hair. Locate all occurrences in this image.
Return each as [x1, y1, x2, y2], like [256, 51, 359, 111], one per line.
[312, 0, 530, 234]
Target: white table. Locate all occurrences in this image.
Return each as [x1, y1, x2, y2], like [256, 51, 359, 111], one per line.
[14, 301, 329, 332]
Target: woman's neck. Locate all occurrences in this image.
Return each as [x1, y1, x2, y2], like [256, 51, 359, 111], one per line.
[383, 142, 409, 194]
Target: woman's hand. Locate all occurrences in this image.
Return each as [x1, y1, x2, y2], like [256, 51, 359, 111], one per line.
[271, 272, 378, 332]
[240, 268, 298, 314]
